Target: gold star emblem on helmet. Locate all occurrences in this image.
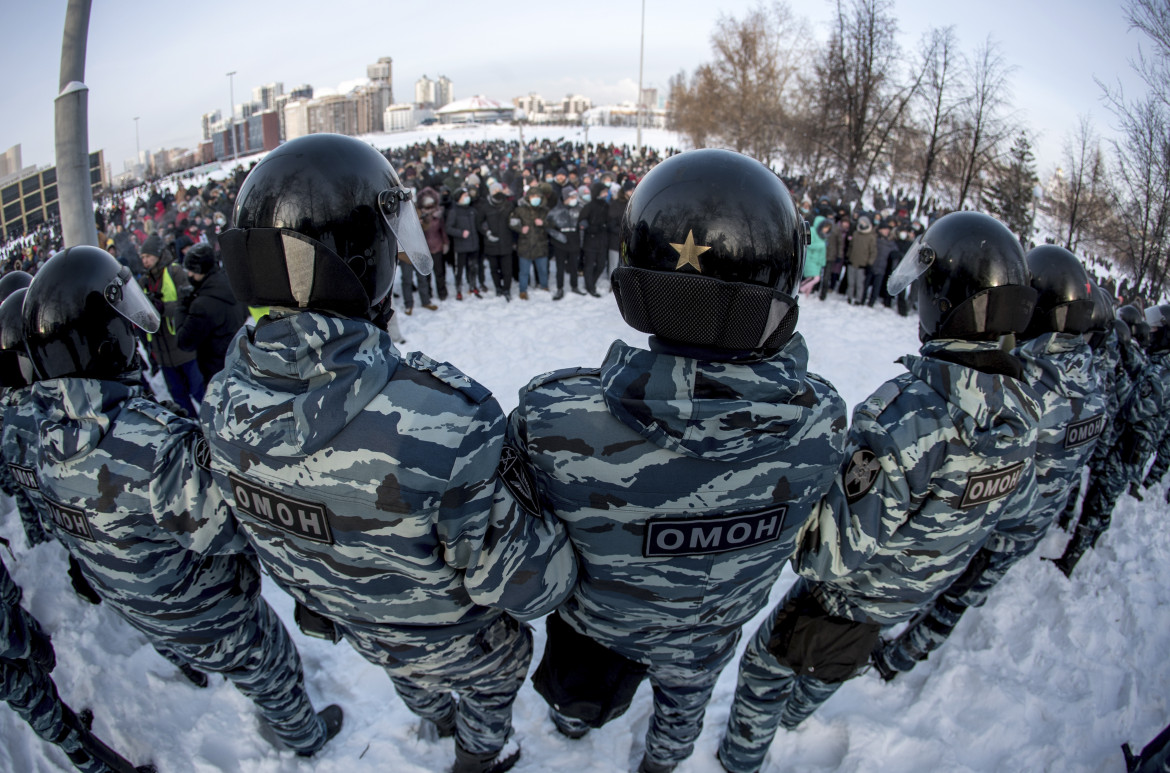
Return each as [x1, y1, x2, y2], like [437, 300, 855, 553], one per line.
[670, 229, 711, 272]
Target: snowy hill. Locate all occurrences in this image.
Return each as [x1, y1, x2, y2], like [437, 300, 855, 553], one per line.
[2, 275, 1167, 772]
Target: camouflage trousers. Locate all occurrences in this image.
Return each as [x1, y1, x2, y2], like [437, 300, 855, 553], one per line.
[0, 657, 103, 772]
[139, 598, 326, 754]
[11, 489, 50, 549]
[718, 603, 844, 773]
[640, 646, 737, 767]
[876, 537, 1040, 675]
[341, 613, 532, 756]
[1075, 447, 1137, 548]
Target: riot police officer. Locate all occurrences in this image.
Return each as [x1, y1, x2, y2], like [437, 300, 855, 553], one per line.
[719, 212, 1042, 773]
[513, 148, 849, 773]
[22, 246, 340, 758]
[201, 133, 576, 773]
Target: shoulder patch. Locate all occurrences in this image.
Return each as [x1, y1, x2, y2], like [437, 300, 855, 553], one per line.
[193, 436, 212, 472]
[227, 473, 334, 544]
[1065, 414, 1107, 449]
[497, 444, 542, 517]
[406, 353, 492, 404]
[7, 463, 39, 491]
[524, 366, 600, 392]
[843, 448, 881, 503]
[643, 504, 788, 558]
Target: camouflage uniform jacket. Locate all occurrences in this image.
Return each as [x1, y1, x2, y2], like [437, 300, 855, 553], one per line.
[1093, 332, 1123, 453]
[1111, 348, 1168, 476]
[1, 557, 34, 661]
[1, 386, 52, 545]
[200, 309, 575, 647]
[985, 333, 1107, 551]
[796, 339, 1041, 625]
[511, 335, 847, 663]
[30, 377, 256, 644]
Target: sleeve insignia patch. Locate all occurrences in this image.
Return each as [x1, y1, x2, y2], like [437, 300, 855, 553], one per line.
[844, 449, 880, 503]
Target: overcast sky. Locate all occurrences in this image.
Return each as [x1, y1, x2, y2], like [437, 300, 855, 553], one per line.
[0, 0, 1146, 179]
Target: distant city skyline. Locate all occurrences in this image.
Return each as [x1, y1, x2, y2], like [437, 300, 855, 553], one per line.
[0, 0, 1146, 179]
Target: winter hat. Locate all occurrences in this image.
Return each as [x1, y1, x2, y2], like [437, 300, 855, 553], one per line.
[857, 216, 873, 232]
[465, 173, 481, 188]
[140, 233, 163, 257]
[577, 185, 591, 198]
[488, 181, 504, 196]
[183, 243, 215, 275]
[562, 187, 578, 202]
[555, 167, 568, 178]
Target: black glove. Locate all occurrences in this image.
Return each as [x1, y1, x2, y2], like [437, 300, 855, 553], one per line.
[294, 600, 340, 643]
[26, 614, 55, 672]
[178, 286, 195, 309]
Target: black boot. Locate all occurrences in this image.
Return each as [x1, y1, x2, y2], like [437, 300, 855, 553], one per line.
[296, 704, 344, 757]
[61, 708, 154, 773]
[1050, 525, 1096, 578]
[452, 736, 521, 773]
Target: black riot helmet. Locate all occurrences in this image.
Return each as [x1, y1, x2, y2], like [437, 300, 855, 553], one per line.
[23, 246, 160, 381]
[613, 148, 808, 354]
[887, 211, 1036, 342]
[1112, 318, 1132, 347]
[1119, 305, 1150, 348]
[0, 270, 32, 304]
[1085, 280, 1115, 349]
[0, 288, 34, 389]
[1144, 304, 1170, 352]
[1021, 245, 1095, 339]
[224, 133, 433, 322]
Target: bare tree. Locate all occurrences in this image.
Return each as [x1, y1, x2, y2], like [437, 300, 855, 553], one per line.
[951, 37, 1015, 210]
[667, 3, 807, 166]
[1043, 116, 1110, 251]
[813, 0, 924, 197]
[909, 26, 964, 218]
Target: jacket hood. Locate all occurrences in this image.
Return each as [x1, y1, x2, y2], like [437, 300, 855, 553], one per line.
[206, 309, 398, 457]
[35, 378, 138, 464]
[600, 333, 829, 462]
[901, 339, 1040, 455]
[1016, 332, 1097, 401]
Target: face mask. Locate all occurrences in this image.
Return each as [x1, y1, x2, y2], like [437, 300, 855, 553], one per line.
[544, 176, 553, 183]
[442, 167, 449, 173]
[581, 194, 592, 203]
[529, 197, 542, 207]
[566, 198, 578, 207]
[458, 196, 470, 206]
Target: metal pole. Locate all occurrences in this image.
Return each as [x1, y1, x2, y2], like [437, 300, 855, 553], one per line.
[227, 70, 237, 162]
[54, 0, 99, 247]
[636, 0, 645, 155]
[133, 116, 140, 176]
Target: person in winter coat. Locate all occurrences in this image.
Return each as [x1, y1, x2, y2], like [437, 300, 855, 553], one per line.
[138, 234, 203, 416]
[403, 188, 442, 312]
[579, 183, 609, 295]
[820, 217, 850, 301]
[846, 216, 876, 305]
[604, 182, 631, 281]
[719, 213, 1041, 773]
[866, 221, 898, 307]
[546, 187, 584, 300]
[479, 182, 516, 300]
[204, 136, 576, 773]
[518, 151, 849, 773]
[802, 217, 830, 296]
[174, 244, 248, 383]
[445, 187, 481, 300]
[872, 246, 1106, 679]
[418, 188, 449, 301]
[23, 246, 341, 759]
[509, 185, 551, 300]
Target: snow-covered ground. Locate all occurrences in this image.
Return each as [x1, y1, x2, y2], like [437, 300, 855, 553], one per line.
[2, 282, 1166, 773]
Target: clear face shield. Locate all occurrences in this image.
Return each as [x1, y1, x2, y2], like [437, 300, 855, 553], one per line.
[104, 265, 161, 334]
[379, 188, 434, 277]
[886, 236, 935, 296]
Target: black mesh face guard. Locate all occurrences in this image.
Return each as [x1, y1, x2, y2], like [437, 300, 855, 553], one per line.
[612, 267, 799, 353]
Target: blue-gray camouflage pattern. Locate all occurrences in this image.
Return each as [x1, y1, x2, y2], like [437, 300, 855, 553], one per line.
[510, 334, 847, 766]
[795, 338, 1042, 624]
[1, 387, 51, 547]
[1, 557, 105, 772]
[878, 332, 1106, 673]
[717, 580, 844, 773]
[29, 376, 327, 753]
[200, 308, 575, 756]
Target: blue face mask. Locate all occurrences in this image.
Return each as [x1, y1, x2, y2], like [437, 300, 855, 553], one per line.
[529, 196, 542, 207]
[458, 196, 470, 206]
[581, 194, 592, 203]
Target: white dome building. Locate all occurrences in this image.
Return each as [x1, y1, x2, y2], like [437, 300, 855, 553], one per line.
[435, 96, 512, 124]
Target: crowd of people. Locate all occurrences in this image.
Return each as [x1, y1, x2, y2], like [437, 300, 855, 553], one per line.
[2, 133, 1169, 773]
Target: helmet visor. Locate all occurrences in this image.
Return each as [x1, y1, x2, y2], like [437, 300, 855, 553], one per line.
[379, 191, 434, 276]
[105, 265, 161, 334]
[887, 236, 934, 296]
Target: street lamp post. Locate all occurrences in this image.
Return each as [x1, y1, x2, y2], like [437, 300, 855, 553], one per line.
[133, 116, 140, 176]
[636, 0, 645, 155]
[226, 70, 237, 163]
